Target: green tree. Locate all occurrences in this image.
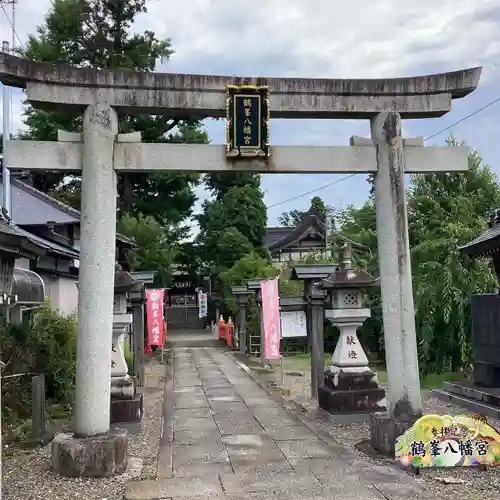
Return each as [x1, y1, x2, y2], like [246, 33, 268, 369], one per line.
[339, 137, 500, 373]
[220, 251, 277, 323]
[205, 172, 261, 196]
[117, 213, 180, 286]
[19, 0, 206, 224]
[196, 173, 268, 284]
[408, 143, 500, 373]
[278, 196, 332, 227]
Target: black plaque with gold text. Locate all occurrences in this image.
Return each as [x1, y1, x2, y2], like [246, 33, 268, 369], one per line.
[226, 85, 270, 158]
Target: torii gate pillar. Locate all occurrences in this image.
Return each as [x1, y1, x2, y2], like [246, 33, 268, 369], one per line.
[75, 104, 119, 437]
[369, 112, 422, 455]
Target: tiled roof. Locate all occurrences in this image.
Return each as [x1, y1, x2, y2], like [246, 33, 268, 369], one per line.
[15, 226, 79, 259]
[459, 224, 500, 258]
[0, 218, 46, 258]
[265, 215, 368, 252]
[1, 178, 136, 248]
[264, 227, 293, 247]
[266, 214, 325, 251]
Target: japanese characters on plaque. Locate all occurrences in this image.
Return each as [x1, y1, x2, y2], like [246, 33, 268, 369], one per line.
[146, 289, 165, 347]
[226, 84, 270, 158]
[396, 414, 500, 468]
[280, 310, 307, 338]
[198, 292, 208, 319]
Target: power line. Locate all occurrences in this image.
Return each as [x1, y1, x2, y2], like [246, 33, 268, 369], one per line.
[0, 1, 23, 49]
[267, 93, 500, 211]
[267, 174, 357, 210]
[424, 95, 500, 142]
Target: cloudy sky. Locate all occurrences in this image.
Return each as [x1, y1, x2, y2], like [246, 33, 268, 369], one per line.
[1, 0, 500, 231]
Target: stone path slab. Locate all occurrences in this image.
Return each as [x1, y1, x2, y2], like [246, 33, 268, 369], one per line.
[125, 346, 435, 499]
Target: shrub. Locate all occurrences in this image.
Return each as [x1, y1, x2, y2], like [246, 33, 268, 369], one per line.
[0, 301, 77, 425]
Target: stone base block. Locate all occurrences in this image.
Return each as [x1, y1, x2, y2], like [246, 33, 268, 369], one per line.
[111, 375, 136, 399]
[473, 362, 500, 388]
[318, 384, 386, 414]
[324, 368, 380, 391]
[111, 391, 143, 424]
[370, 412, 416, 456]
[51, 429, 128, 477]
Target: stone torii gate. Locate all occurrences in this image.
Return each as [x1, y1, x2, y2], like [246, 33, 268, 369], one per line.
[0, 53, 481, 472]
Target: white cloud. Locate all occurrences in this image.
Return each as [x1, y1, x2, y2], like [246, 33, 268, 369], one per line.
[1, 0, 500, 226]
[139, 0, 500, 80]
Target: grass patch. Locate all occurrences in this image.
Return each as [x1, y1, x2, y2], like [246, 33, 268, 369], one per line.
[281, 354, 466, 390]
[375, 370, 466, 390]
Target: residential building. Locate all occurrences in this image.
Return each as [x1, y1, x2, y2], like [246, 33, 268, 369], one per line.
[1, 177, 136, 315]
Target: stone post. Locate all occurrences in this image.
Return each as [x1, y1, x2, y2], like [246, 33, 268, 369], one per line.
[290, 265, 336, 401]
[75, 104, 119, 438]
[131, 289, 145, 388]
[246, 278, 263, 358]
[232, 286, 252, 356]
[306, 282, 327, 400]
[238, 302, 248, 355]
[370, 111, 422, 453]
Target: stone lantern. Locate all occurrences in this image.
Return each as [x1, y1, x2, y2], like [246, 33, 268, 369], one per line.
[111, 267, 144, 424]
[317, 243, 386, 414]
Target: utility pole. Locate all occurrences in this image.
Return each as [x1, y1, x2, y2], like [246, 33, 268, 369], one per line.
[2, 40, 11, 217]
[0, 3, 17, 493]
[0, 0, 17, 217]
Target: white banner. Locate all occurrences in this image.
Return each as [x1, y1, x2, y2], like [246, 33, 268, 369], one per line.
[280, 310, 307, 338]
[198, 292, 208, 319]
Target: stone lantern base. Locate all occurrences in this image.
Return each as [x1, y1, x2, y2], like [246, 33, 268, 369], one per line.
[318, 368, 386, 414]
[110, 376, 144, 424]
[51, 429, 128, 477]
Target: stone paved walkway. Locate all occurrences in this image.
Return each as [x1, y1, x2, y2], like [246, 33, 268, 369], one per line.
[126, 347, 431, 500]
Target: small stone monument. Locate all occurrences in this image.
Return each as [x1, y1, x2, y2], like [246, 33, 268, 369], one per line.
[110, 267, 144, 424]
[317, 244, 386, 414]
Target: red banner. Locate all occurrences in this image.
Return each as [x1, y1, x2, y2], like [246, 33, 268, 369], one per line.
[146, 289, 165, 347]
[261, 278, 281, 360]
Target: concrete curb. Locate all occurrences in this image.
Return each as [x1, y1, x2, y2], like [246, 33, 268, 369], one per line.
[156, 350, 174, 479]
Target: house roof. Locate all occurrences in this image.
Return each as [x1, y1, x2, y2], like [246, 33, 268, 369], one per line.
[15, 226, 80, 259]
[266, 214, 325, 251]
[1, 178, 136, 248]
[460, 209, 500, 258]
[0, 214, 46, 259]
[265, 213, 368, 252]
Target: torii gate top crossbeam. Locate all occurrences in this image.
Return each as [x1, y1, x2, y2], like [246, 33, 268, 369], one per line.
[0, 54, 481, 119]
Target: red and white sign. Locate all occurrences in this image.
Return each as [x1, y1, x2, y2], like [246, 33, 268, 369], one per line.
[261, 278, 281, 360]
[146, 289, 165, 347]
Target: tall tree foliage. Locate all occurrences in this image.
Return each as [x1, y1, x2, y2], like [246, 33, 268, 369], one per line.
[196, 173, 268, 286]
[117, 213, 180, 287]
[19, 0, 207, 224]
[278, 196, 332, 227]
[338, 137, 500, 373]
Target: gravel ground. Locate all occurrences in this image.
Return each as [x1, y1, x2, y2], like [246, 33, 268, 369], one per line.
[246, 357, 500, 500]
[2, 356, 166, 500]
